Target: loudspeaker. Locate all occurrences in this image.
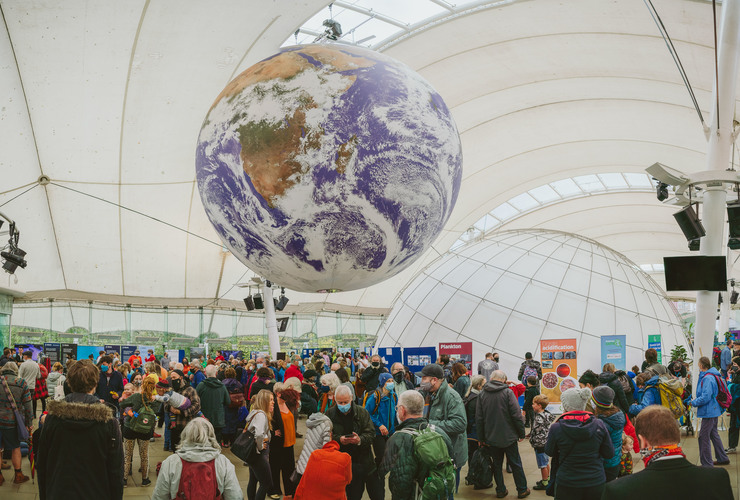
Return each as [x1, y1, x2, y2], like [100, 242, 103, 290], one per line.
[673, 205, 705, 241]
[276, 295, 289, 311]
[253, 293, 264, 309]
[728, 203, 740, 238]
[243, 296, 255, 311]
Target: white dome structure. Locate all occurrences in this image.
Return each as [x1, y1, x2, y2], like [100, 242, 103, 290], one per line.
[375, 229, 689, 379]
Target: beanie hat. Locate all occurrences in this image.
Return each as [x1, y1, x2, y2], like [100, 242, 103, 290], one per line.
[592, 386, 615, 409]
[156, 379, 171, 389]
[561, 387, 592, 412]
[1, 362, 18, 375]
[378, 372, 393, 388]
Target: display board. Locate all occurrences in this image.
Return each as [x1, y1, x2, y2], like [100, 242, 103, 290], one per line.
[165, 349, 184, 363]
[376, 347, 402, 369]
[302, 348, 320, 359]
[250, 351, 270, 361]
[137, 345, 156, 360]
[14, 344, 43, 360]
[77, 345, 103, 361]
[121, 345, 138, 361]
[438, 342, 473, 374]
[539, 338, 578, 414]
[648, 334, 662, 363]
[403, 346, 437, 374]
[104, 345, 121, 356]
[221, 349, 243, 360]
[189, 347, 206, 360]
[62, 343, 78, 361]
[600, 335, 626, 371]
[44, 343, 61, 364]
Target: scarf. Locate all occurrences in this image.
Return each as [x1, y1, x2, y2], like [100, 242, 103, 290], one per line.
[640, 444, 685, 467]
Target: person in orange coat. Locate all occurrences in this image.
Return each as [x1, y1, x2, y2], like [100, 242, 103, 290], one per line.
[294, 440, 352, 500]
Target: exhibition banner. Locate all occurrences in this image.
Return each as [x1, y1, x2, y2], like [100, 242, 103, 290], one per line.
[14, 344, 43, 361]
[539, 338, 578, 413]
[438, 342, 473, 374]
[600, 335, 626, 371]
[403, 347, 437, 374]
[77, 345, 103, 361]
[165, 349, 182, 363]
[377, 347, 402, 369]
[61, 343, 78, 361]
[302, 348, 319, 359]
[221, 349, 243, 360]
[121, 345, 138, 361]
[44, 343, 61, 364]
[648, 335, 662, 363]
[104, 345, 121, 356]
[137, 345, 156, 360]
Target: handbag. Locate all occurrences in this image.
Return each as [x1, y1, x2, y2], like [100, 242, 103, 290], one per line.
[1, 375, 30, 441]
[231, 413, 259, 465]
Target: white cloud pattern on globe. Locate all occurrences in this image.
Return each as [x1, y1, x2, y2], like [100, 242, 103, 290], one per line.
[196, 44, 462, 292]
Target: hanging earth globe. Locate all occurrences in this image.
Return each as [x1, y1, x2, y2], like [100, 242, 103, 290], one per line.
[196, 44, 462, 293]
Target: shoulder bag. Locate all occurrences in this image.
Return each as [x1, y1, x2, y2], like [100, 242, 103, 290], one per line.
[1, 375, 30, 441]
[231, 412, 259, 465]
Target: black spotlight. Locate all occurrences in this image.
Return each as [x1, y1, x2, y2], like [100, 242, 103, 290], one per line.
[322, 18, 342, 40]
[673, 205, 705, 251]
[656, 182, 669, 201]
[732, 290, 739, 305]
[253, 293, 264, 309]
[243, 296, 255, 311]
[1, 248, 27, 274]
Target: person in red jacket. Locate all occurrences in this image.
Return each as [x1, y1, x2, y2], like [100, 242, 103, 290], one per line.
[284, 360, 304, 382]
[294, 440, 352, 500]
[127, 350, 142, 367]
[144, 349, 156, 363]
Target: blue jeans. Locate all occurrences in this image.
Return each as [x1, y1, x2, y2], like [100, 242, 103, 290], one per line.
[247, 445, 273, 500]
[488, 442, 528, 494]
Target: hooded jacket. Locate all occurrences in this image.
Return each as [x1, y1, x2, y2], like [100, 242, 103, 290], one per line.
[196, 376, 231, 428]
[596, 409, 625, 468]
[518, 359, 542, 382]
[426, 380, 468, 467]
[692, 367, 724, 418]
[296, 412, 332, 474]
[150, 442, 242, 500]
[38, 394, 124, 500]
[598, 372, 630, 414]
[544, 411, 614, 487]
[284, 364, 304, 382]
[46, 371, 64, 400]
[365, 388, 397, 436]
[294, 441, 352, 500]
[629, 375, 660, 416]
[476, 380, 525, 448]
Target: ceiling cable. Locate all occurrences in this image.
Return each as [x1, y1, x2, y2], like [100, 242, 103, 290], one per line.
[643, 0, 706, 126]
[0, 184, 39, 208]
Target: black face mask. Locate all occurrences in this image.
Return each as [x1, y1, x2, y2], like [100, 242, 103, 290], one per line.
[372, 362, 380, 368]
[494, 358, 499, 363]
[393, 372, 404, 382]
[171, 380, 181, 391]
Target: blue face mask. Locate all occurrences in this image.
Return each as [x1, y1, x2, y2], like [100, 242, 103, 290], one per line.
[338, 403, 352, 414]
[256, 363, 263, 369]
[320, 385, 330, 393]
[101, 364, 109, 372]
[385, 382, 394, 391]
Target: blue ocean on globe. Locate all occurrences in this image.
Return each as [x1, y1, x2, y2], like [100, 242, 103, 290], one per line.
[196, 44, 462, 293]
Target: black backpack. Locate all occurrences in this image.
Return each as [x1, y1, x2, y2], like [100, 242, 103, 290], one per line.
[464, 447, 493, 490]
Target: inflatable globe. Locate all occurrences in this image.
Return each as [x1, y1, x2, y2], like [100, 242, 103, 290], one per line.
[196, 44, 462, 292]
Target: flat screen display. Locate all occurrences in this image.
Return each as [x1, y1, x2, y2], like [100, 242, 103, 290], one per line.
[663, 256, 727, 291]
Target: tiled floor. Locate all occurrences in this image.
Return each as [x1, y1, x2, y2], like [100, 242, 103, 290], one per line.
[4, 414, 739, 499]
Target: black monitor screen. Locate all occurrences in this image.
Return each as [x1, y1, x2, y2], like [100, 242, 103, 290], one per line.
[663, 256, 727, 291]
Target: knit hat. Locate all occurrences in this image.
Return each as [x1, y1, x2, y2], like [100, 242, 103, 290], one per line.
[1, 362, 18, 375]
[420, 363, 444, 379]
[592, 386, 615, 409]
[561, 387, 592, 412]
[378, 372, 393, 388]
[156, 379, 171, 389]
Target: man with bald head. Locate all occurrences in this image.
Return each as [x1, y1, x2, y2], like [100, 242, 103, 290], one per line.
[390, 363, 414, 395]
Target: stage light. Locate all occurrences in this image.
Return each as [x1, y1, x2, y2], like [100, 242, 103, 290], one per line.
[689, 239, 701, 251]
[243, 296, 255, 311]
[656, 182, 669, 201]
[1, 248, 26, 274]
[728, 203, 740, 238]
[732, 290, 739, 305]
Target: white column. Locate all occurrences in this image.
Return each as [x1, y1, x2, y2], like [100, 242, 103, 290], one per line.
[694, 0, 740, 395]
[264, 282, 281, 358]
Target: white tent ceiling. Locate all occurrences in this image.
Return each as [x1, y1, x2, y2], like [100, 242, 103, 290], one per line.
[0, 0, 732, 313]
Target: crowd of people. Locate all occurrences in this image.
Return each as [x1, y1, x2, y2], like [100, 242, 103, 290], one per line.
[0, 345, 736, 499]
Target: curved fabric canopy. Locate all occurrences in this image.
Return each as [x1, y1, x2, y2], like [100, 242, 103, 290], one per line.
[0, 0, 730, 312]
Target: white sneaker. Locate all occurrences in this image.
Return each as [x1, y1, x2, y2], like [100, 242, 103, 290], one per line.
[725, 447, 736, 454]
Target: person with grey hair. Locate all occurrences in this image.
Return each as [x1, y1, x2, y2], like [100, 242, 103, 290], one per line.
[391, 362, 414, 395]
[379, 390, 453, 499]
[326, 383, 379, 500]
[151, 417, 242, 499]
[477, 369, 530, 498]
[319, 372, 341, 413]
[196, 363, 231, 445]
[464, 374, 487, 465]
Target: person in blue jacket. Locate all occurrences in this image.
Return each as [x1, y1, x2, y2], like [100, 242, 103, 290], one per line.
[628, 372, 660, 417]
[364, 372, 397, 499]
[691, 356, 730, 467]
[191, 363, 206, 388]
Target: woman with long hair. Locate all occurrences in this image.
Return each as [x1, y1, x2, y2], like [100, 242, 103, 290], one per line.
[120, 376, 162, 486]
[268, 384, 300, 499]
[451, 362, 470, 399]
[247, 389, 275, 500]
[464, 374, 487, 465]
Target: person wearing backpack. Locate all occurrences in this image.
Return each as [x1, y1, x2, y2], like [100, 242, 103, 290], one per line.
[119, 376, 162, 486]
[517, 353, 541, 385]
[690, 356, 730, 467]
[46, 362, 65, 402]
[151, 417, 242, 500]
[628, 372, 661, 417]
[364, 372, 398, 498]
[378, 390, 454, 500]
[599, 363, 630, 414]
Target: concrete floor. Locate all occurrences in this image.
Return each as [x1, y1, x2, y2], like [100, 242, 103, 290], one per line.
[4, 413, 739, 499]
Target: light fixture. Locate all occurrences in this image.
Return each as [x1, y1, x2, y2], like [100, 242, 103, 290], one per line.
[732, 290, 739, 305]
[322, 18, 342, 40]
[656, 182, 669, 201]
[0, 212, 27, 275]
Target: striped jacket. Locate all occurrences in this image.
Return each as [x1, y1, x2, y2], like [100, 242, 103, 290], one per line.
[0, 374, 33, 428]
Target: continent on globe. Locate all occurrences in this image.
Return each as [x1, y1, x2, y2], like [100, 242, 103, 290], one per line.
[196, 44, 463, 293]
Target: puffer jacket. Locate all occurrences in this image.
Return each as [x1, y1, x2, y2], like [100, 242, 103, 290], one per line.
[365, 389, 397, 436]
[151, 442, 242, 500]
[378, 417, 453, 500]
[294, 441, 352, 500]
[46, 371, 64, 400]
[426, 380, 468, 467]
[296, 412, 332, 474]
[598, 372, 630, 414]
[597, 409, 625, 468]
[629, 375, 660, 416]
[692, 368, 724, 418]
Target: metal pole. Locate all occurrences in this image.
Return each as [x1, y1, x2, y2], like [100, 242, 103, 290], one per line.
[694, 0, 740, 395]
[264, 283, 281, 358]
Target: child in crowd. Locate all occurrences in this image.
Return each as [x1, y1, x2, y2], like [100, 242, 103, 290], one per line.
[619, 432, 634, 477]
[530, 394, 554, 491]
[154, 389, 192, 413]
[523, 375, 540, 429]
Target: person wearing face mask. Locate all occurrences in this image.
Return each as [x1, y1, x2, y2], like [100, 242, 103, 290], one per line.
[390, 363, 414, 395]
[326, 385, 379, 500]
[378, 390, 453, 500]
[419, 363, 468, 495]
[360, 355, 387, 399]
[364, 373, 398, 498]
[602, 405, 731, 499]
[95, 355, 124, 407]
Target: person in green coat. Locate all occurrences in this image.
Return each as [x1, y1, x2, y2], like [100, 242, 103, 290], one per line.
[119, 376, 162, 486]
[196, 364, 231, 444]
[420, 363, 468, 493]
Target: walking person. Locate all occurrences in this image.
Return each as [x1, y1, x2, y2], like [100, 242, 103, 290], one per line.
[477, 352, 498, 382]
[246, 389, 274, 500]
[294, 412, 332, 484]
[0, 362, 32, 485]
[33, 360, 49, 416]
[197, 364, 231, 444]
[119, 376, 161, 487]
[690, 356, 730, 467]
[451, 362, 470, 399]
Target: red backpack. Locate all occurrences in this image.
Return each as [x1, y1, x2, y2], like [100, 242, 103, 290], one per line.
[711, 373, 732, 410]
[176, 458, 222, 500]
